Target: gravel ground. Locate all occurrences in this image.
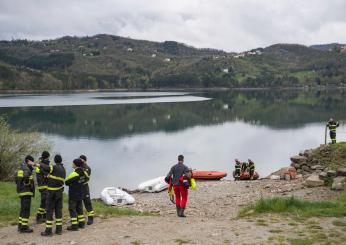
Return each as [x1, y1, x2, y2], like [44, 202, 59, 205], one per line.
[0, 179, 340, 245]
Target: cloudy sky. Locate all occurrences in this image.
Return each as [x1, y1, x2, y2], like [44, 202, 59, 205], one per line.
[1, 0, 346, 52]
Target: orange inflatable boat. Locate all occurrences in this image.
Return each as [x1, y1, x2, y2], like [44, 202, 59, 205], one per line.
[192, 171, 227, 180]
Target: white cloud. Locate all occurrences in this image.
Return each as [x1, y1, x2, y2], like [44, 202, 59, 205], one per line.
[0, 0, 346, 51]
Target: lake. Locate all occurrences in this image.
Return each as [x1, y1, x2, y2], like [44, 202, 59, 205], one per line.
[1, 89, 346, 197]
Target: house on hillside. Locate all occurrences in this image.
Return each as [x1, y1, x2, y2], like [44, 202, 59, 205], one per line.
[163, 58, 171, 62]
[127, 48, 133, 52]
[222, 68, 229, 73]
[151, 53, 157, 58]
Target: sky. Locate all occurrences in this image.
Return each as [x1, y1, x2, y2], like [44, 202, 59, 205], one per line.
[0, 0, 346, 52]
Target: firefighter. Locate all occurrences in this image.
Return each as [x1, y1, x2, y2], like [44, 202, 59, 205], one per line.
[80, 155, 94, 225]
[234, 159, 241, 180]
[35, 151, 50, 223]
[248, 159, 255, 180]
[241, 161, 248, 173]
[16, 155, 35, 233]
[65, 159, 88, 231]
[327, 118, 339, 144]
[165, 155, 190, 218]
[33, 154, 66, 236]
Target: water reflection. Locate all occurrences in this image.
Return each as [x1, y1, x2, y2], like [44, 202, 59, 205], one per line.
[1, 89, 346, 197]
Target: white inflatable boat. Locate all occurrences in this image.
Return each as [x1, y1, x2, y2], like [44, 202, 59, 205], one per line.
[101, 187, 135, 206]
[138, 176, 168, 193]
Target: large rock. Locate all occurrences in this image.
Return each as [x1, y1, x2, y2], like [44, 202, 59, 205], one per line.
[327, 170, 337, 177]
[304, 175, 325, 187]
[290, 155, 307, 164]
[332, 176, 346, 190]
[294, 164, 301, 169]
[303, 149, 313, 158]
[311, 165, 324, 171]
[319, 172, 327, 179]
[337, 168, 346, 176]
[302, 165, 311, 172]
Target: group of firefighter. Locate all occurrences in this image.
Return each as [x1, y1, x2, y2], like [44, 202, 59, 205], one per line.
[232, 118, 340, 180]
[15, 151, 94, 236]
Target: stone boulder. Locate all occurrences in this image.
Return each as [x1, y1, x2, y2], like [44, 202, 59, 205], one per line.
[304, 175, 325, 187]
[290, 155, 307, 164]
[337, 168, 346, 176]
[311, 165, 324, 171]
[319, 172, 327, 180]
[327, 170, 337, 177]
[332, 176, 346, 190]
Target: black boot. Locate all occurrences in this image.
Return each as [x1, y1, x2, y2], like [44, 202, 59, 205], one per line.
[20, 225, 33, 233]
[17, 223, 21, 232]
[87, 216, 93, 225]
[55, 225, 62, 235]
[176, 206, 181, 217]
[180, 208, 186, 218]
[78, 221, 85, 229]
[41, 227, 53, 237]
[67, 224, 79, 231]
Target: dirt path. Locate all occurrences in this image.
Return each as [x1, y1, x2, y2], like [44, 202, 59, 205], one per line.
[1, 179, 343, 245]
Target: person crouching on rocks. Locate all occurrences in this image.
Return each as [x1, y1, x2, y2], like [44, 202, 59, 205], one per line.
[165, 155, 190, 217]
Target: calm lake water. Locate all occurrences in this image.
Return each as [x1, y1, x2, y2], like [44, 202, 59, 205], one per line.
[1, 90, 346, 197]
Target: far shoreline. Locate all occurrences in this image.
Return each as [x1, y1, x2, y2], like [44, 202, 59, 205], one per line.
[0, 85, 345, 95]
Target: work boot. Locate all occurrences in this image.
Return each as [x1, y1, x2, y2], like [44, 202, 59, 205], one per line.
[176, 206, 181, 217]
[78, 221, 85, 229]
[87, 216, 93, 225]
[67, 224, 79, 231]
[36, 214, 43, 224]
[41, 228, 53, 237]
[20, 226, 34, 233]
[55, 225, 62, 235]
[17, 223, 22, 232]
[180, 208, 186, 218]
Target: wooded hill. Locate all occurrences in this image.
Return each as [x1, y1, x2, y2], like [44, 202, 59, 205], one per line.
[0, 34, 345, 89]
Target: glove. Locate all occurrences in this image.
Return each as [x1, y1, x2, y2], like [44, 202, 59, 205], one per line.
[164, 176, 170, 184]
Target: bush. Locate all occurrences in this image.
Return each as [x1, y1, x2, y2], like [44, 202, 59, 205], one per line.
[0, 117, 51, 180]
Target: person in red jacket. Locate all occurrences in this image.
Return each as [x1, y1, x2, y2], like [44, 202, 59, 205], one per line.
[165, 155, 190, 217]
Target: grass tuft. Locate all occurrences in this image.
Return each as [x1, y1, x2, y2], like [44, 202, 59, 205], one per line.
[238, 194, 346, 218]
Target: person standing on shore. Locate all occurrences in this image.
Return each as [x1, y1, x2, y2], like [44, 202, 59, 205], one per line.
[16, 155, 35, 233]
[165, 155, 190, 217]
[80, 155, 94, 225]
[327, 118, 339, 144]
[33, 154, 66, 236]
[35, 151, 50, 223]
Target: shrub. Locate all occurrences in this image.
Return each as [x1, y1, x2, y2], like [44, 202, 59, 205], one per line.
[0, 117, 51, 180]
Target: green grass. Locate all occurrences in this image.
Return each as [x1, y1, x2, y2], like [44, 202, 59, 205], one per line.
[288, 239, 314, 245]
[238, 194, 346, 218]
[0, 181, 148, 226]
[312, 142, 346, 170]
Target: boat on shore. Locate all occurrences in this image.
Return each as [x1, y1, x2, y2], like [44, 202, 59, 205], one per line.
[192, 171, 227, 180]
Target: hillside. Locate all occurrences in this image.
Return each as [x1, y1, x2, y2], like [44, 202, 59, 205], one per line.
[0, 35, 346, 89]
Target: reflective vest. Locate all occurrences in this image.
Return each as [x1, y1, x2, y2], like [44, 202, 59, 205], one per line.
[327, 121, 339, 132]
[15, 163, 35, 197]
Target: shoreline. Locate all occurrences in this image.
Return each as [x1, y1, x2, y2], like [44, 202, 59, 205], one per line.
[0, 86, 345, 94]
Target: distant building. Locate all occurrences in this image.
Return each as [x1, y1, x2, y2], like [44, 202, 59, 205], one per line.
[127, 48, 133, 52]
[163, 58, 171, 62]
[151, 53, 157, 58]
[222, 68, 229, 73]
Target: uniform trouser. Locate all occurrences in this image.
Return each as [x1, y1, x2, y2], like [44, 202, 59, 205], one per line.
[19, 196, 31, 227]
[173, 185, 188, 209]
[330, 131, 336, 144]
[83, 185, 94, 217]
[37, 189, 47, 215]
[249, 169, 255, 178]
[69, 199, 84, 225]
[45, 190, 63, 229]
[235, 169, 241, 176]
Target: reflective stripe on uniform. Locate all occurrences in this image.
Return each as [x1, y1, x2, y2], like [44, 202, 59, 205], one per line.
[56, 218, 63, 225]
[21, 218, 29, 224]
[66, 171, 79, 181]
[49, 175, 65, 182]
[87, 211, 94, 216]
[18, 192, 33, 197]
[71, 217, 78, 224]
[84, 171, 90, 178]
[17, 170, 24, 177]
[18, 217, 22, 224]
[47, 186, 64, 191]
[36, 167, 41, 173]
[38, 185, 48, 190]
